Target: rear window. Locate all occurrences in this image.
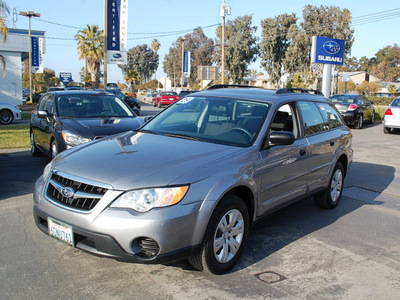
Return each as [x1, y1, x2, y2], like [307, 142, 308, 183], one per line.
[161, 92, 178, 96]
[391, 98, 400, 107]
[330, 95, 357, 104]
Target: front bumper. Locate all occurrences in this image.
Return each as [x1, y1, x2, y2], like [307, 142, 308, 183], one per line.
[33, 206, 199, 263]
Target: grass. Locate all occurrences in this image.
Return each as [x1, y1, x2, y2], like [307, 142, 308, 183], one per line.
[374, 105, 388, 121]
[22, 112, 32, 121]
[0, 125, 30, 149]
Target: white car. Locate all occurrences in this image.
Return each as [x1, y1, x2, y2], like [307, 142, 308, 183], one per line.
[383, 97, 400, 134]
[0, 102, 22, 125]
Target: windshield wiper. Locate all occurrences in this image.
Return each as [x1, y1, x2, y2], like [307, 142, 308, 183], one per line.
[163, 133, 204, 142]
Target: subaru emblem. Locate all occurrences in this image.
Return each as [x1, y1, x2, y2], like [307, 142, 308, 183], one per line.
[61, 187, 75, 199]
[323, 41, 340, 55]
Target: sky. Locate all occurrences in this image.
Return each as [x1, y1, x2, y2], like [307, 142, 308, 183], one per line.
[7, 0, 400, 85]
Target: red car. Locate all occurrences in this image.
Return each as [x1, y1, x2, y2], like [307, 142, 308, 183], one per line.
[153, 91, 179, 108]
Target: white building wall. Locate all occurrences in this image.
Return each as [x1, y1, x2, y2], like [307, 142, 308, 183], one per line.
[0, 52, 23, 105]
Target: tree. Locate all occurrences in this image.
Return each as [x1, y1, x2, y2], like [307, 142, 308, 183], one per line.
[355, 81, 382, 96]
[119, 44, 159, 82]
[388, 84, 397, 95]
[337, 80, 356, 93]
[163, 28, 214, 87]
[284, 5, 354, 87]
[151, 39, 160, 54]
[75, 24, 104, 88]
[125, 69, 140, 93]
[369, 45, 400, 82]
[22, 62, 57, 91]
[259, 13, 297, 87]
[0, 1, 10, 77]
[214, 15, 258, 84]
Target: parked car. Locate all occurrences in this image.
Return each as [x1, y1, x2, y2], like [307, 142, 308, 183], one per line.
[0, 102, 22, 125]
[22, 88, 30, 98]
[178, 90, 200, 99]
[33, 86, 353, 274]
[107, 83, 119, 90]
[330, 94, 375, 129]
[26, 91, 46, 103]
[97, 89, 141, 114]
[48, 87, 65, 92]
[153, 91, 179, 108]
[143, 92, 157, 103]
[383, 97, 400, 134]
[30, 90, 144, 159]
[65, 86, 85, 90]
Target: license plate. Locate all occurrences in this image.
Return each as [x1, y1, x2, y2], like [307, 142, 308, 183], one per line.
[48, 217, 74, 246]
[169, 98, 174, 100]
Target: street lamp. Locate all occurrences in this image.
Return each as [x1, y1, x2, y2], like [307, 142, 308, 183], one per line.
[19, 11, 40, 103]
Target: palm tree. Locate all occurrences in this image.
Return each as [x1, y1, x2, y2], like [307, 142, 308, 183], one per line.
[75, 24, 104, 88]
[0, 1, 10, 77]
[125, 69, 140, 93]
[151, 39, 160, 53]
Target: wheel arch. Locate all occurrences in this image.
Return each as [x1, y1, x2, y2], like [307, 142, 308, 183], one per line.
[221, 185, 256, 227]
[337, 154, 349, 177]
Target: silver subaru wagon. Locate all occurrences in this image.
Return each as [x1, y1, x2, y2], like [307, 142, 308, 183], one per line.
[33, 86, 353, 274]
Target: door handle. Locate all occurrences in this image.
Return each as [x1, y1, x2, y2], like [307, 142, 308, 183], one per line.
[299, 148, 307, 156]
[330, 140, 335, 146]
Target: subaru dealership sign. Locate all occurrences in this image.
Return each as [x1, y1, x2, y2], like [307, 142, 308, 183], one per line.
[107, 0, 128, 64]
[59, 72, 73, 84]
[183, 51, 191, 78]
[311, 36, 345, 65]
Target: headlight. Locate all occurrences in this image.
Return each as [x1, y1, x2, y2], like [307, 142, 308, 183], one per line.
[43, 160, 54, 182]
[62, 130, 91, 146]
[111, 186, 189, 212]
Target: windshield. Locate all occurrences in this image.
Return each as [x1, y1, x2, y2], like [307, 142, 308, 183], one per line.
[330, 95, 357, 104]
[57, 94, 135, 118]
[141, 96, 270, 147]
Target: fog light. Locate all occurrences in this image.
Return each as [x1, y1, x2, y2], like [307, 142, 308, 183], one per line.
[132, 237, 160, 259]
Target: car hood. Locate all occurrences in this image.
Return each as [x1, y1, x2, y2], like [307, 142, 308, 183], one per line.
[59, 117, 144, 139]
[54, 131, 243, 190]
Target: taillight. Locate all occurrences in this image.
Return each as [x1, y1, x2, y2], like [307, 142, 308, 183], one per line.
[348, 104, 357, 111]
[385, 108, 393, 115]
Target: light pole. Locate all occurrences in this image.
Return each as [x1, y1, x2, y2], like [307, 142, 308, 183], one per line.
[19, 11, 40, 104]
[181, 38, 185, 90]
[221, 0, 225, 85]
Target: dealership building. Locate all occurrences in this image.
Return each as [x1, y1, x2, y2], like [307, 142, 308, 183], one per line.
[0, 28, 45, 105]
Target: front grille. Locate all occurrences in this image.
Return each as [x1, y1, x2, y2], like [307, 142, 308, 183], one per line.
[46, 174, 108, 211]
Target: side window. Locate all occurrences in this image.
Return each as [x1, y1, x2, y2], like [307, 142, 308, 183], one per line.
[317, 103, 344, 129]
[298, 101, 326, 136]
[38, 95, 50, 110]
[270, 103, 299, 138]
[45, 96, 55, 114]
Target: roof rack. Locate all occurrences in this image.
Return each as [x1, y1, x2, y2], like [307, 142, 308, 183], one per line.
[276, 88, 323, 95]
[207, 84, 260, 90]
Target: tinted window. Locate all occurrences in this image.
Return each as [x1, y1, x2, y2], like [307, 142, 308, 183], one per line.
[330, 95, 357, 104]
[317, 103, 344, 129]
[391, 98, 400, 107]
[298, 101, 326, 136]
[142, 97, 270, 147]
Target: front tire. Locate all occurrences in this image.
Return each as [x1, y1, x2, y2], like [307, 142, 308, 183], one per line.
[50, 140, 58, 159]
[188, 194, 249, 274]
[315, 162, 345, 209]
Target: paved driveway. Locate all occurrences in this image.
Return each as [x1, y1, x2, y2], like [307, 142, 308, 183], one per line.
[0, 123, 399, 299]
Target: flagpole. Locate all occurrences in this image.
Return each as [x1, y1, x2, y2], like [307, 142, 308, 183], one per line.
[104, 0, 108, 92]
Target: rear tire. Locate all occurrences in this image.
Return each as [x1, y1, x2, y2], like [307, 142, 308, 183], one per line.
[30, 132, 41, 157]
[158, 102, 162, 108]
[383, 126, 391, 134]
[188, 194, 249, 274]
[355, 115, 363, 129]
[315, 162, 344, 209]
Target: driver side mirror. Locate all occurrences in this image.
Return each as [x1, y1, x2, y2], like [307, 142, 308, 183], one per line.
[263, 131, 295, 149]
[37, 110, 49, 118]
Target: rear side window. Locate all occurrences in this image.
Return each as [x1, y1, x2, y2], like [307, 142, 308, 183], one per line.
[298, 101, 326, 136]
[317, 103, 344, 129]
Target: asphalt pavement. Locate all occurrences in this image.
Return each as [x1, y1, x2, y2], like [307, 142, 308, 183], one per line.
[0, 119, 399, 299]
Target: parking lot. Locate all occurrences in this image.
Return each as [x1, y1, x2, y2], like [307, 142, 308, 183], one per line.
[1, 115, 399, 299]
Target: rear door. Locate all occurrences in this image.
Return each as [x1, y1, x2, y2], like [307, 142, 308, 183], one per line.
[298, 101, 344, 192]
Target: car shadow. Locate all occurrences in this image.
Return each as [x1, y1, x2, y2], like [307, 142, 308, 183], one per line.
[173, 161, 395, 273]
[0, 149, 48, 200]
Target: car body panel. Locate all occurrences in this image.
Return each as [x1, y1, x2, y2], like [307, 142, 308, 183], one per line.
[384, 97, 400, 129]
